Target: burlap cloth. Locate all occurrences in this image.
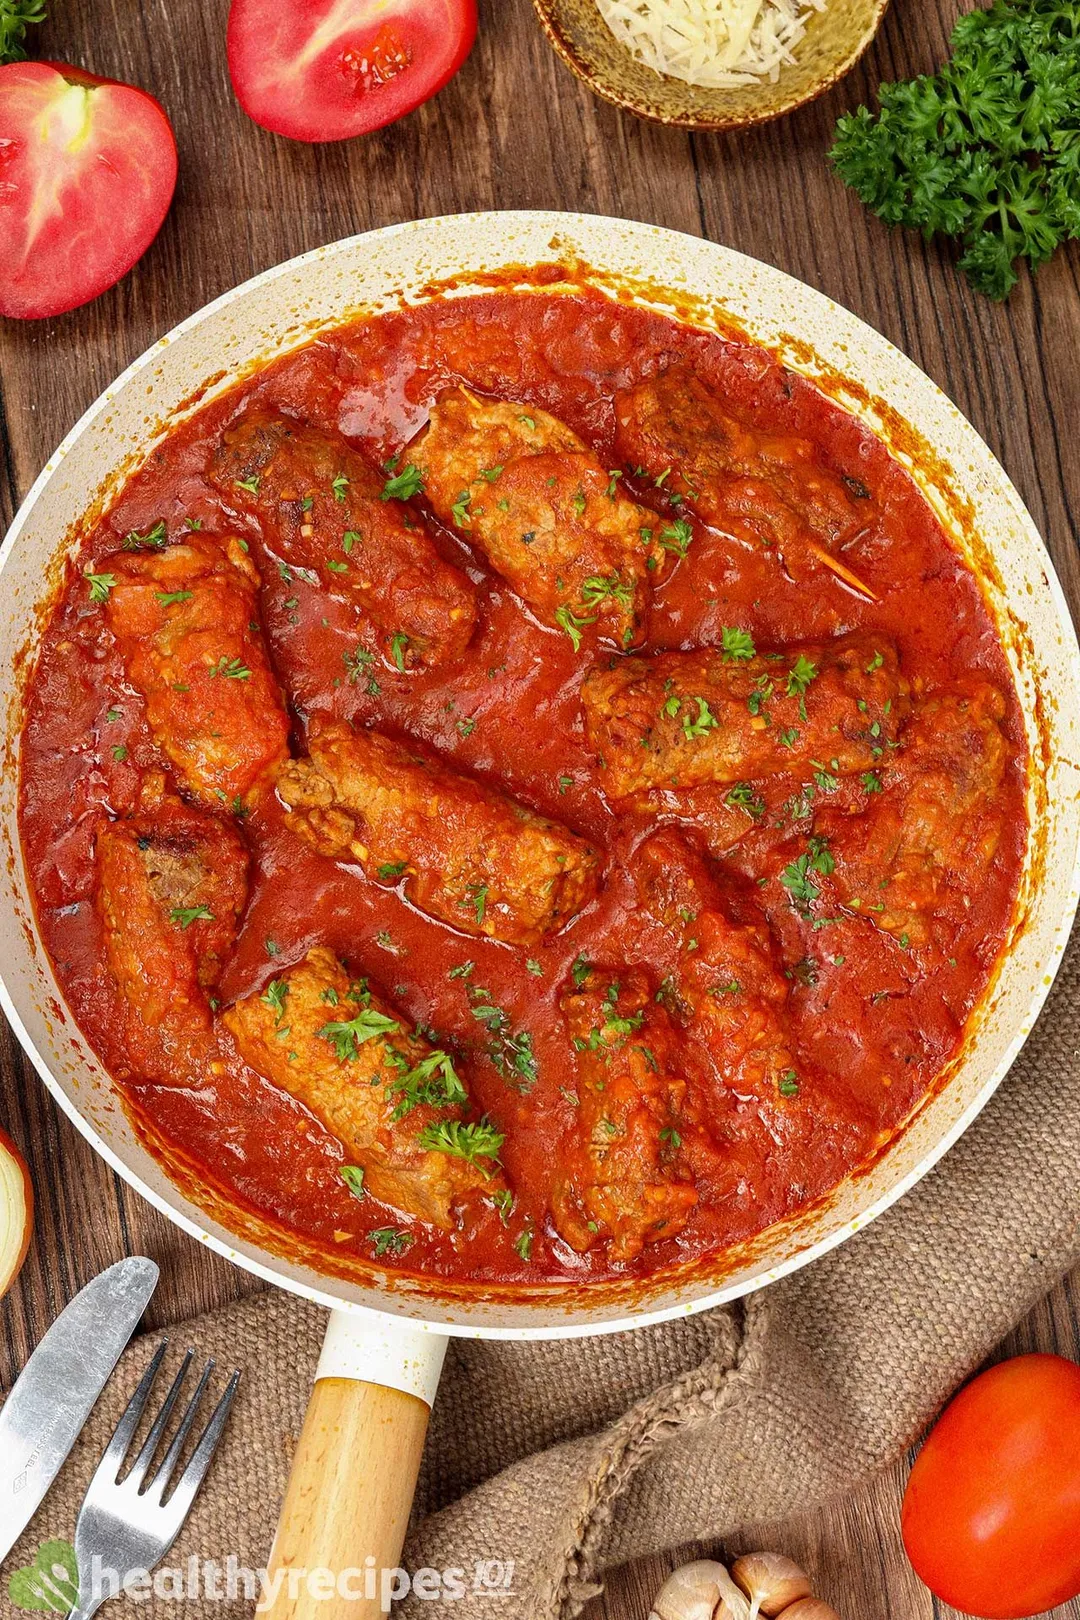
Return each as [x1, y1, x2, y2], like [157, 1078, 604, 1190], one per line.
[4, 923, 1080, 1618]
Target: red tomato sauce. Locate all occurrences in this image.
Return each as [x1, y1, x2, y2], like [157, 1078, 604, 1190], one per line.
[18, 290, 1028, 1290]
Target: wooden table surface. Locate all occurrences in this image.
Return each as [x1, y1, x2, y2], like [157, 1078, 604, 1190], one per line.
[2, 1, 1078, 1616]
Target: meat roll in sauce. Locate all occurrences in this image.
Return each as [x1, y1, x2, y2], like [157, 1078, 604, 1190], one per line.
[582, 631, 907, 799]
[551, 966, 699, 1262]
[209, 410, 477, 670]
[277, 718, 601, 946]
[224, 947, 505, 1230]
[96, 774, 249, 1081]
[102, 532, 289, 808]
[614, 364, 879, 598]
[413, 386, 667, 649]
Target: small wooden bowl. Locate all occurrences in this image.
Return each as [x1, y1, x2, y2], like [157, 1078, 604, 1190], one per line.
[531, 0, 891, 130]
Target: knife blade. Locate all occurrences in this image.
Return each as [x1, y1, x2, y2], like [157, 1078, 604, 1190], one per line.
[0, 1256, 159, 1563]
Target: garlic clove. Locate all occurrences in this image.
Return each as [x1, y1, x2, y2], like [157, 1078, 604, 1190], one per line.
[774, 1601, 843, 1620]
[649, 1560, 752, 1620]
[731, 1553, 813, 1618]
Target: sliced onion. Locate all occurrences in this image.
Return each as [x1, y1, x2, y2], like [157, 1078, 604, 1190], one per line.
[0, 1126, 33, 1298]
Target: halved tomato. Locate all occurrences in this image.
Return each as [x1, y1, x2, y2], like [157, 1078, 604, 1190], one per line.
[0, 62, 177, 321]
[226, 0, 478, 143]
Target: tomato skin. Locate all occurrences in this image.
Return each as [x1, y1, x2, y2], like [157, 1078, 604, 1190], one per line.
[902, 1354, 1080, 1619]
[0, 62, 177, 321]
[226, 0, 478, 143]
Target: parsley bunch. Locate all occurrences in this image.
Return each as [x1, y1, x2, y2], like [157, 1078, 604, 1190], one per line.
[0, 0, 45, 63]
[830, 0, 1080, 299]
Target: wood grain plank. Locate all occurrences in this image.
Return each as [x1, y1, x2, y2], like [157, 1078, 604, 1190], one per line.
[2, 2, 1078, 1616]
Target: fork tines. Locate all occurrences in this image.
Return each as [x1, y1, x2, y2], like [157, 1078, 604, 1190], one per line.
[96, 1339, 240, 1518]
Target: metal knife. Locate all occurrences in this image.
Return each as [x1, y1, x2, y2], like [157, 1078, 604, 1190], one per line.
[0, 1256, 159, 1564]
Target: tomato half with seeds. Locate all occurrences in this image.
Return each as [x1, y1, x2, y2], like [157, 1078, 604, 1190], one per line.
[226, 0, 477, 143]
[0, 62, 177, 321]
[902, 1353, 1080, 1618]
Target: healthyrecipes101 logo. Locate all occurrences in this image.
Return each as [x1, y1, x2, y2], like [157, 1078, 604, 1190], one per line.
[7, 1541, 517, 1609]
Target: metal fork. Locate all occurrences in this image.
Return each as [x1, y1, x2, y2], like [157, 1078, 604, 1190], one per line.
[66, 1339, 240, 1620]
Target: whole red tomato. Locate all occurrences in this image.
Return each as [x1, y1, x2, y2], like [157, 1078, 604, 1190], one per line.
[902, 1353, 1080, 1618]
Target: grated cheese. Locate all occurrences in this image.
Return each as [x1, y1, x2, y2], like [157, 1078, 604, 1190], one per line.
[593, 0, 829, 88]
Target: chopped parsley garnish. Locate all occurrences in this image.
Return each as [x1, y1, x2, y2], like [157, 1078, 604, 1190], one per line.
[787, 655, 818, 696]
[812, 761, 840, 793]
[659, 519, 693, 557]
[84, 571, 116, 603]
[479, 465, 503, 482]
[340, 1165, 365, 1199]
[207, 655, 251, 681]
[343, 645, 380, 695]
[451, 489, 472, 527]
[111, 744, 128, 763]
[862, 770, 883, 793]
[571, 487, 587, 517]
[332, 474, 349, 502]
[234, 474, 260, 495]
[170, 905, 213, 929]
[514, 1228, 534, 1262]
[682, 697, 718, 740]
[555, 604, 596, 652]
[526, 958, 544, 977]
[721, 626, 756, 662]
[387, 1049, 467, 1120]
[662, 694, 682, 719]
[122, 520, 167, 550]
[390, 632, 409, 672]
[748, 677, 773, 717]
[467, 985, 537, 1092]
[660, 1127, 682, 1148]
[265, 938, 281, 957]
[381, 464, 424, 502]
[318, 1007, 400, 1062]
[156, 589, 193, 607]
[489, 1188, 514, 1225]
[464, 883, 488, 925]
[865, 649, 884, 673]
[261, 979, 290, 1020]
[571, 955, 593, 988]
[377, 861, 408, 880]
[580, 573, 634, 608]
[456, 716, 476, 739]
[343, 530, 360, 553]
[518, 415, 536, 430]
[105, 707, 121, 724]
[726, 781, 765, 819]
[370, 1228, 412, 1258]
[778, 1070, 801, 1098]
[326, 559, 348, 574]
[777, 727, 800, 750]
[780, 838, 834, 914]
[416, 1117, 504, 1169]
[606, 470, 622, 498]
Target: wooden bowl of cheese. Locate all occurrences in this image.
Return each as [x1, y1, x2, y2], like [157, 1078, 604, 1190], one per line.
[531, 0, 891, 130]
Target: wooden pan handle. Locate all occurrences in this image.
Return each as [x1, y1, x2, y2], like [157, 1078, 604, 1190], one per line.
[260, 1311, 447, 1619]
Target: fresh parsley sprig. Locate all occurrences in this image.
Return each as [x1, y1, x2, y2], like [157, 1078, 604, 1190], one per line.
[0, 0, 45, 64]
[831, 0, 1080, 300]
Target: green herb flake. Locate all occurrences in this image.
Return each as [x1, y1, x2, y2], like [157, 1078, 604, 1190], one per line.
[721, 626, 756, 662]
[778, 1070, 801, 1098]
[659, 518, 693, 557]
[340, 1165, 365, 1199]
[381, 464, 424, 502]
[318, 1007, 401, 1062]
[170, 905, 214, 929]
[370, 1227, 413, 1258]
[416, 1117, 504, 1170]
[84, 571, 116, 603]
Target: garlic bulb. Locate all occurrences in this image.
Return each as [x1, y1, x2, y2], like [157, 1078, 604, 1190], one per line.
[731, 1553, 813, 1618]
[649, 1560, 752, 1620]
[774, 1601, 843, 1620]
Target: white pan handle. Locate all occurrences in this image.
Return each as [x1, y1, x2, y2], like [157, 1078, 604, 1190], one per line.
[259, 1309, 447, 1619]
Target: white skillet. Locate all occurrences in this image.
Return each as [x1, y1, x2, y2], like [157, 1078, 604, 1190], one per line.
[2, 214, 1078, 1617]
